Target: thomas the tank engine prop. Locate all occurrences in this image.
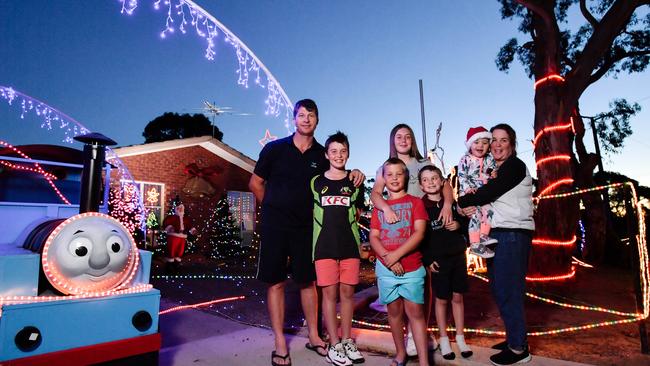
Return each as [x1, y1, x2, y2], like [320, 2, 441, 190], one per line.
[0, 133, 160, 365]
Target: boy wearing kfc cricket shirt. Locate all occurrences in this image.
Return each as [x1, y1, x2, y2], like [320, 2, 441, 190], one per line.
[310, 131, 365, 365]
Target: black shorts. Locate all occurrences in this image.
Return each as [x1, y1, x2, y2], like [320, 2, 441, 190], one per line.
[256, 225, 316, 284]
[432, 253, 468, 300]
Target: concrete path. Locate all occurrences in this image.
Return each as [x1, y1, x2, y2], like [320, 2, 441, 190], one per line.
[158, 299, 592, 366]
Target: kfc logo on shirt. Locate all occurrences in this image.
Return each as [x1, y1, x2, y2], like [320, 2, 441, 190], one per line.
[322, 196, 350, 206]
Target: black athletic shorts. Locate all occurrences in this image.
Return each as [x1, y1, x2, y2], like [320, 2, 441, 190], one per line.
[432, 253, 468, 300]
[256, 225, 316, 284]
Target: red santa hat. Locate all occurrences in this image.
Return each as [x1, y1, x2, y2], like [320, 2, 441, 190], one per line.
[465, 126, 492, 149]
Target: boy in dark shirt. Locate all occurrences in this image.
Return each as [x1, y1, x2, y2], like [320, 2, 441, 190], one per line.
[419, 165, 473, 360]
[311, 132, 365, 365]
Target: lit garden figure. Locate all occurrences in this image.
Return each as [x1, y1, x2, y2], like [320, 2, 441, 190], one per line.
[162, 203, 197, 269]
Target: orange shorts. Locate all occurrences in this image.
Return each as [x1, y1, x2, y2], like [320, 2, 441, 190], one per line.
[315, 258, 360, 287]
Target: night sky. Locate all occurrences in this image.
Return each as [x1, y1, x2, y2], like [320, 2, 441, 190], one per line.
[1, 1, 648, 185]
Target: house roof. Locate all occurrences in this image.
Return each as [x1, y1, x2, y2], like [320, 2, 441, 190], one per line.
[112, 136, 256, 173]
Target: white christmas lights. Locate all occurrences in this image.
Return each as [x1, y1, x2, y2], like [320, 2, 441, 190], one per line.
[117, 0, 294, 133]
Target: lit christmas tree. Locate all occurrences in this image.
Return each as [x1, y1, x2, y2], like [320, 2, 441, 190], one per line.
[145, 210, 159, 250]
[108, 182, 144, 244]
[146, 210, 159, 229]
[206, 197, 242, 259]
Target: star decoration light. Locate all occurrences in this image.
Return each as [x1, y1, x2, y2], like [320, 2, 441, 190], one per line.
[258, 129, 277, 146]
[146, 187, 161, 205]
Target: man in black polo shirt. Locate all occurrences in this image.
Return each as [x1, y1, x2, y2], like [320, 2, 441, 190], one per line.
[249, 99, 364, 365]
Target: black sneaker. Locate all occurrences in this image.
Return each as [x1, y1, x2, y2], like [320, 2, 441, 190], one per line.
[489, 348, 531, 365]
[491, 340, 508, 350]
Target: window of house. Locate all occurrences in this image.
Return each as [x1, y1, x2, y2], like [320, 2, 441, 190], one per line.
[227, 191, 256, 231]
[120, 180, 165, 225]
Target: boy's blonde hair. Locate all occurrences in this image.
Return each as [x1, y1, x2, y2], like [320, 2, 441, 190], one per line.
[382, 158, 409, 185]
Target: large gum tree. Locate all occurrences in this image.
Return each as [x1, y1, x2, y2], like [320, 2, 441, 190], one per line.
[496, 0, 649, 277]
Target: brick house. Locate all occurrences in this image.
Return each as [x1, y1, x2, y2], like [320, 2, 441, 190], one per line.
[112, 136, 257, 246]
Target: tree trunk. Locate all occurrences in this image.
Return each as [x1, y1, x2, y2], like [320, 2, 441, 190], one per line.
[529, 85, 580, 278]
[524, 2, 579, 279]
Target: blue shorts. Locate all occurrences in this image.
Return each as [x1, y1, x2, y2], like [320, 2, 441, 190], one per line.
[376, 261, 425, 305]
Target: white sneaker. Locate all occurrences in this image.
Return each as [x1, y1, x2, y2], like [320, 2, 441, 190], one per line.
[456, 334, 473, 358]
[470, 243, 495, 258]
[406, 332, 417, 357]
[480, 234, 498, 245]
[327, 343, 352, 366]
[439, 336, 455, 360]
[342, 338, 364, 364]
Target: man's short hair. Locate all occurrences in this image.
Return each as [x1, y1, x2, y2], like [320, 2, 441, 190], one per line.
[418, 165, 443, 182]
[293, 99, 319, 119]
[325, 131, 349, 151]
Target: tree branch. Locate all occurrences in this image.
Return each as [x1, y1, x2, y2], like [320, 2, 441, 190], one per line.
[565, 0, 643, 106]
[580, 0, 599, 28]
[516, 0, 554, 27]
[588, 49, 650, 85]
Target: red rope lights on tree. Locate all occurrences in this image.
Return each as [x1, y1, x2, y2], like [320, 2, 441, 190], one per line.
[533, 74, 565, 90]
[528, 73, 578, 281]
[536, 154, 571, 167]
[533, 235, 577, 247]
[532, 121, 574, 146]
[0, 140, 71, 204]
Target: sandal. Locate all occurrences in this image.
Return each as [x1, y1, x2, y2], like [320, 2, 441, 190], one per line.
[390, 358, 406, 366]
[271, 351, 291, 366]
[305, 342, 328, 357]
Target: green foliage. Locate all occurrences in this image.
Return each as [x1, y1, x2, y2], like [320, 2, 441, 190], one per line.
[496, 0, 647, 159]
[142, 112, 223, 143]
[592, 99, 641, 155]
[594, 170, 649, 215]
[495, 1, 650, 80]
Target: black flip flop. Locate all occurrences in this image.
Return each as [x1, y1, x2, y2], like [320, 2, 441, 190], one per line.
[271, 351, 291, 366]
[305, 342, 328, 357]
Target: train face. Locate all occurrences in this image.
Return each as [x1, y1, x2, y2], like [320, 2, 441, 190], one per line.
[42, 212, 139, 295]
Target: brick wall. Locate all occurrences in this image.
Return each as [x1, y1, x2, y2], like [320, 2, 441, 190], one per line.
[117, 145, 253, 244]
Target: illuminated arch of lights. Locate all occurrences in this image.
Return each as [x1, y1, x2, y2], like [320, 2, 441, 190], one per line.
[0, 85, 146, 230]
[118, 0, 294, 134]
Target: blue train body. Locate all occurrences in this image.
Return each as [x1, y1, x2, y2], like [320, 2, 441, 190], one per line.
[0, 146, 161, 365]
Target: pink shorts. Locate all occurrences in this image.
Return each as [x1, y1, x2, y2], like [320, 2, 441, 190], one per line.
[315, 258, 360, 287]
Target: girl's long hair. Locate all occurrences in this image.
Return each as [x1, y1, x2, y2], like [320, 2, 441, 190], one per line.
[389, 123, 425, 160]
